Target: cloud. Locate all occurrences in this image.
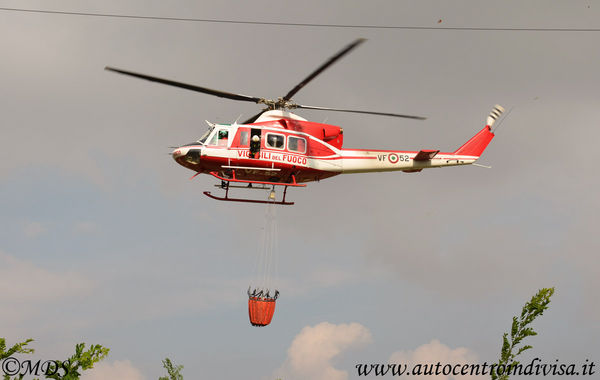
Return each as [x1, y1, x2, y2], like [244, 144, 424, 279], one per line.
[72, 221, 99, 234]
[23, 221, 47, 238]
[270, 266, 359, 299]
[364, 197, 563, 300]
[564, 210, 600, 320]
[308, 267, 357, 288]
[81, 360, 144, 380]
[0, 250, 94, 332]
[0, 251, 93, 303]
[274, 324, 486, 380]
[389, 340, 485, 380]
[274, 322, 372, 380]
[77, 262, 360, 326]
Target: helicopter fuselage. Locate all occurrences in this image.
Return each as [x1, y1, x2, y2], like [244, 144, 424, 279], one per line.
[172, 111, 488, 185]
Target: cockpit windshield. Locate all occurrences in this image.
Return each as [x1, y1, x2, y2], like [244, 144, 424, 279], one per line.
[197, 126, 214, 144]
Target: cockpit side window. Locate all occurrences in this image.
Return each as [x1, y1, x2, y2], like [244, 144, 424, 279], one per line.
[217, 129, 229, 147]
[207, 128, 229, 146]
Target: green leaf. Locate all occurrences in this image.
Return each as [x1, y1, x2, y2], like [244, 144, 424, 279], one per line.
[492, 287, 555, 380]
[0, 338, 34, 360]
[159, 358, 184, 380]
[45, 343, 109, 380]
[516, 345, 533, 356]
[500, 334, 510, 362]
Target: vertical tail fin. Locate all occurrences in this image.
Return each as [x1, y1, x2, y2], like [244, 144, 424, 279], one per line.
[453, 105, 504, 157]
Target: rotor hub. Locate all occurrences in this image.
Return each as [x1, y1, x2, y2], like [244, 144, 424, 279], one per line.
[258, 97, 298, 111]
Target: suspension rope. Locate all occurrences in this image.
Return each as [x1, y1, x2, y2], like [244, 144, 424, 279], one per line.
[251, 191, 279, 295]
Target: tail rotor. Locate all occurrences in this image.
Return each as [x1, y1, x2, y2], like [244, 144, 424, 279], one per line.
[486, 105, 505, 128]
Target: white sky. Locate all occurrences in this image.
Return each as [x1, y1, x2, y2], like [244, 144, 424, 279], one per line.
[1, 1, 599, 379]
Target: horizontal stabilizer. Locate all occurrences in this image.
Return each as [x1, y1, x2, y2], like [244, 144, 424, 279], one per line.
[413, 149, 439, 161]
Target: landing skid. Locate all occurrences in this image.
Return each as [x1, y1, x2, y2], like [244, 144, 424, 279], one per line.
[201, 170, 304, 205]
[203, 191, 294, 206]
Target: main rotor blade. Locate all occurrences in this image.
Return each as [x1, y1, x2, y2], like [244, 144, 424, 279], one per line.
[294, 104, 427, 120]
[105, 66, 263, 103]
[282, 38, 366, 102]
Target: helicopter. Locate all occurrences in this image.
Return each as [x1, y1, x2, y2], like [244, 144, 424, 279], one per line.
[106, 39, 504, 205]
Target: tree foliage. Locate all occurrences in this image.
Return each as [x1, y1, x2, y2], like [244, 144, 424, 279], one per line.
[0, 338, 35, 361]
[0, 339, 108, 380]
[491, 287, 555, 380]
[1, 338, 35, 380]
[45, 343, 109, 380]
[158, 358, 184, 380]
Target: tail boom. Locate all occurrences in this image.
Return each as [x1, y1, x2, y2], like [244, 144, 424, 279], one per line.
[338, 149, 479, 174]
[338, 104, 503, 174]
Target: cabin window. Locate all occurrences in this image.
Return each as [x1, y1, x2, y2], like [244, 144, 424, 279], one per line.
[266, 133, 285, 150]
[240, 130, 249, 146]
[207, 128, 229, 146]
[288, 136, 307, 153]
[217, 129, 229, 147]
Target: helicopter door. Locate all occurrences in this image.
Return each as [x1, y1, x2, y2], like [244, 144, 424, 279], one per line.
[249, 128, 261, 158]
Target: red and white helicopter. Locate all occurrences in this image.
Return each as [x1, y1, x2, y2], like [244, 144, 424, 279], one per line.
[106, 39, 503, 205]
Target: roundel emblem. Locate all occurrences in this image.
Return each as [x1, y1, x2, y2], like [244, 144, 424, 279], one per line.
[388, 153, 399, 164]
